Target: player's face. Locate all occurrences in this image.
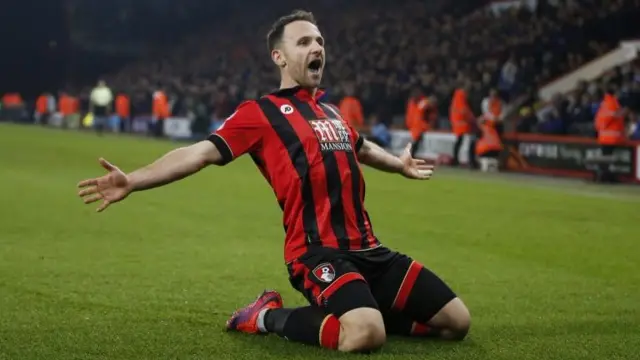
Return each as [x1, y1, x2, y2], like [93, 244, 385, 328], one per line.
[277, 21, 325, 88]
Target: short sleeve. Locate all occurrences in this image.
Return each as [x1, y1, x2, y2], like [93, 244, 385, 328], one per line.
[322, 102, 364, 153]
[208, 101, 265, 165]
[345, 123, 364, 153]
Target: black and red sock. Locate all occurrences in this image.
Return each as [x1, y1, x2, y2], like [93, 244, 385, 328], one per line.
[259, 306, 341, 349]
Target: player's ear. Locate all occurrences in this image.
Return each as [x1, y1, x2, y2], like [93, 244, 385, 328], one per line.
[272, 48, 286, 68]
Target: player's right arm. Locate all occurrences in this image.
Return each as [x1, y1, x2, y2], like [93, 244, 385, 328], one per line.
[77, 101, 265, 212]
[126, 140, 223, 191]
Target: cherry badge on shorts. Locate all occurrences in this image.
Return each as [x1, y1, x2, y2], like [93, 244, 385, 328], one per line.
[313, 263, 336, 283]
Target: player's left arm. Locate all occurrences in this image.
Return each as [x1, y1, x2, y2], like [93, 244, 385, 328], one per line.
[356, 137, 434, 180]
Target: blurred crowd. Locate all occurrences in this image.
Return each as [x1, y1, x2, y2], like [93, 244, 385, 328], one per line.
[54, 0, 635, 128]
[516, 60, 640, 138]
[3, 0, 640, 140]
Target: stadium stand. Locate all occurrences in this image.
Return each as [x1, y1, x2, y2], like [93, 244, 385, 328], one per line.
[2, 0, 640, 182]
[91, 0, 640, 125]
[515, 58, 640, 137]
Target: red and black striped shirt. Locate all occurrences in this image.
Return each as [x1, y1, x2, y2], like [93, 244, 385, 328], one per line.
[208, 86, 380, 263]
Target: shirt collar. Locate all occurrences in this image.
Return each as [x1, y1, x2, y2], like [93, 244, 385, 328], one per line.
[270, 86, 325, 101]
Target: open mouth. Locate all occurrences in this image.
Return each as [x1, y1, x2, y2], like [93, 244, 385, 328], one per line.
[308, 59, 322, 74]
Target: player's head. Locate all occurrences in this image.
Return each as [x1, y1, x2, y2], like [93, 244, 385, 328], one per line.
[267, 10, 325, 89]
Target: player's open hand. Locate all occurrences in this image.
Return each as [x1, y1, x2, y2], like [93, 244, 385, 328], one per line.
[77, 158, 132, 212]
[399, 144, 435, 180]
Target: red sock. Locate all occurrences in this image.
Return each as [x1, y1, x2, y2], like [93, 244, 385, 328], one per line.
[411, 322, 436, 337]
[318, 314, 341, 349]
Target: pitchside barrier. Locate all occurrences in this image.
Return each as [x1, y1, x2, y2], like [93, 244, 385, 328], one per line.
[501, 133, 640, 184]
[382, 129, 640, 184]
[5, 113, 640, 184]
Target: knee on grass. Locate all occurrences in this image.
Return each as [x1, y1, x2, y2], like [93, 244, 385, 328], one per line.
[338, 308, 386, 352]
[434, 298, 471, 341]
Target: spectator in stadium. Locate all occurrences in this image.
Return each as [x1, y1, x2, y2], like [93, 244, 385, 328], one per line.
[481, 88, 504, 134]
[630, 116, 640, 140]
[89, 80, 114, 134]
[593, 87, 627, 183]
[537, 93, 569, 135]
[338, 82, 365, 132]
[498, 54, 518, 101]
[151, 85, 170, 137]
[537, 107, 566, 135]
[567, 92, 596, 136]
[189, 95, 213, 141]
[406, 86, 438, 157]
[514, 106, 537, 133]
[367, 114, 392, 148]
[59, 91, 81, 130]
[34, 92, 55, 126]
[114, 92, 130, 132]
[628, 80, 640, 129]
[1, 92, 25, 122]
[481, 89, 503, 121]
[475, 116, 503, 173]
[450, 88, 476, 168]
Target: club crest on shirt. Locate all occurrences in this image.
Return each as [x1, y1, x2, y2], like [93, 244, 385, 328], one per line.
[309, 119, 353, 152]
[312, 263, 336, 283]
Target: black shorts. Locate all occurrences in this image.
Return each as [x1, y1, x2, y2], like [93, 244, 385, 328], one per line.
[287, 245, 456, 322]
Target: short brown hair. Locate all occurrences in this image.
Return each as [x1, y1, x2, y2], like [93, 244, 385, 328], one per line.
[267, 10, 317, 51]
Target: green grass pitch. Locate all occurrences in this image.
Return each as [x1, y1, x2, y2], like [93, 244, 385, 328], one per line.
[1, 123, 639, 360]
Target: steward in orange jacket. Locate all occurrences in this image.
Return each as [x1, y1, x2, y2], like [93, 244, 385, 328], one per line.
[450, 88, 477, 167]
[475, 117, 503, 172]
[406, 92, 438, 157]
[593, 91, 627, 183]
[595, 93, 625, 146]
[475, 119, 503, 158]
[339, 83, 365, 131]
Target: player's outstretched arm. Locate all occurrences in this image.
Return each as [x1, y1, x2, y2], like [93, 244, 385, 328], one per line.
[357, 139, 434, 180]
[126, 140, 223, 190]
[77, 140, 224, 212]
